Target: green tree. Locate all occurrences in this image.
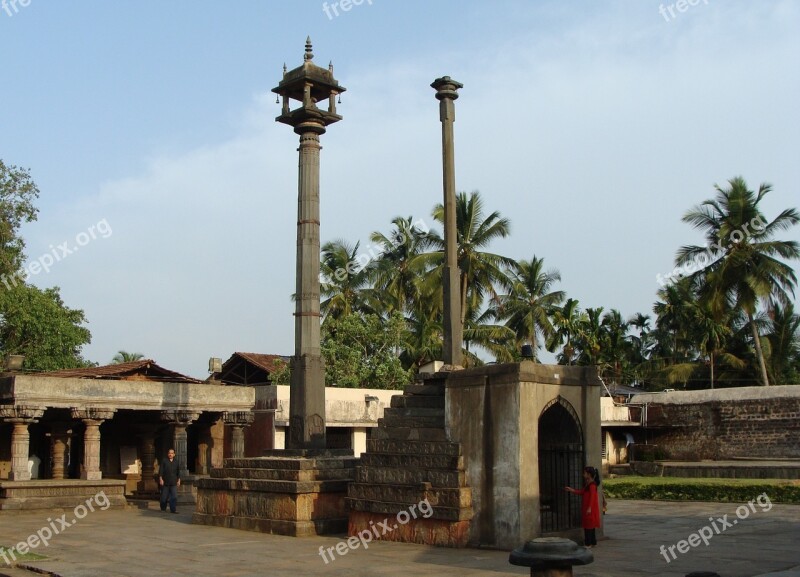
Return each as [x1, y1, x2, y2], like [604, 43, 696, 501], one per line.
[112, 351, 144, 364]
[320, 239, 374, 320]
[369, 216, 434, 316]
[546, 298, 585, 365]
[491, 255, 564, 357]
[429, 191, 516, 325]
[677, 177, 800, 385]
[0, 160, 40, 277]
[765, 302, 800, 385]
[321, 312, 412, 389]
[0, 284, 92, 371]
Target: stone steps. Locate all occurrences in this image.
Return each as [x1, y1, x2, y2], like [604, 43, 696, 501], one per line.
[367, 438, 462, 456]
[358, 452, 463, 470]
[210, 466, 354, 482]
[391, 394, 446, 409]
[348, 482, 471, 509]
[347, 374, 473, 547]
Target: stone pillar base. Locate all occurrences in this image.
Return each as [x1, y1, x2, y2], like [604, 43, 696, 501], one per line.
[81, 471, 103, 481]
[193, 451, 356, 537]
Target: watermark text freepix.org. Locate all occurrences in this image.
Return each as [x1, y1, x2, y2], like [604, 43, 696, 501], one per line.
[322, 0, 372, 21]
[1, 218, 112, 290]
[2, 0, 31, 18]
[659, 0, 709, 23]
[659, 492, 772, 563]
[1, 490, 111, 565]
[318, 498, 433, 564]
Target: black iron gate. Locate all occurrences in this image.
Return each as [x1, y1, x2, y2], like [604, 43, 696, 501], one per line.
[538, 397, 584, 533]
[539, 442, 583, 533]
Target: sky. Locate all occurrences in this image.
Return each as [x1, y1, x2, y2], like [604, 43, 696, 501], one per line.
[1, 0, 798, 378]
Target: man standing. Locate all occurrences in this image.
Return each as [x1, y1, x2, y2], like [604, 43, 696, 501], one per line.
[159, 448, 180, 514]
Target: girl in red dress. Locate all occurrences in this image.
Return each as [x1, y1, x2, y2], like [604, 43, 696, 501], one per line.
[564, 466, 601, 547]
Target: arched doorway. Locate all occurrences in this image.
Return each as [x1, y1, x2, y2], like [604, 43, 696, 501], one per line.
[538, 396, 584, 533]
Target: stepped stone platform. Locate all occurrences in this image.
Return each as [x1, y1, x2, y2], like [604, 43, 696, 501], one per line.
[193, 449, 356, 536]
[347, 377, 473, 547]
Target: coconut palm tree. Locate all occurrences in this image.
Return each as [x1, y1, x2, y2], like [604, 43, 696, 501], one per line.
[490, 255, 564, 356]
[112, 351, 144, 364]
[546, 298, 585, 365]
[320, 239, 374, 320]
[676, 177, 799, 385]
[369, 216, 435, 316]
[765, 301, 800, 385]
[427, 191, 516, 325]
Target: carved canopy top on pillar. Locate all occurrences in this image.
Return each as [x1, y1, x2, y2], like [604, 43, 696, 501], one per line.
[223, 411, 255, 427]
[160, 410, 201, 425]
[70, 407, 116, 421]
[271, 37, 346, 134]
[0, 405, 45, 423]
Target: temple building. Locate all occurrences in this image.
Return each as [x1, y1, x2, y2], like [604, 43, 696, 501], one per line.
[0, 359, 254, 510]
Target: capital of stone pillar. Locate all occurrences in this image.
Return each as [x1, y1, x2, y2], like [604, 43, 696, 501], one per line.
[1, 406, 45, 481]
[71, 407, 115, 480]
[0, 405, 46, 422]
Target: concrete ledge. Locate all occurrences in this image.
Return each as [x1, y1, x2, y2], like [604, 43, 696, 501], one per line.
[0, 479, 127, 511]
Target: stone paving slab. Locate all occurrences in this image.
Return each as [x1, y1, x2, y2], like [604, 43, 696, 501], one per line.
[0, 500, 797, 576]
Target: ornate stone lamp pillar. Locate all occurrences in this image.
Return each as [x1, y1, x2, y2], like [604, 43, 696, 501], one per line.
[0, 406, 45, 480]
[71, 407, 115, 480]
[224, 411, 255, 459]
[161, 410, 200, 477]
[431, 76, 464, 368]
[272, 37, 345, 450]
[49, 423, 72, 480]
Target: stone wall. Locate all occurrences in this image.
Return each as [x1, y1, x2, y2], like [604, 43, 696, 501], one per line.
[629, 386, 800, 460]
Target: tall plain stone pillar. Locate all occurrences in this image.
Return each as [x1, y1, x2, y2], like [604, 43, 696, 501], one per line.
[1, 406, 45, 481]
[432, 76, 464, 368]
[161, 410, 200, 477]
[50, 423, 72, 480]
[72, 408, 115, 480]
[224, 411, 254, 459]
[272, 37, 345, 450]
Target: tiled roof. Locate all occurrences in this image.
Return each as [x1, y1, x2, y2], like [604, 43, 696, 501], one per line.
[231, 353, 288, 374]
[43, 359, 203, 383]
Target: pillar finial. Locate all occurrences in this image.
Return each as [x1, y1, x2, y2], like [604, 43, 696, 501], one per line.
[304, 36, 314, 61]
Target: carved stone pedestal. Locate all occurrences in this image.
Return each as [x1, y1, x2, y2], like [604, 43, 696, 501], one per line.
[193, 449, 356, 536]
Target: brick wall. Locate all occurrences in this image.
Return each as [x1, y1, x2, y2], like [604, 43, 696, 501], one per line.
[640, 397, 800, 460]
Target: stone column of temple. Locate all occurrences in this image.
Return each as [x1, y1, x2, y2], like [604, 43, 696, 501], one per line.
[71, 408, 115, 480]
[432, 76, 464, 368]
[224, 411, 254, 459]
[196, 426, 211, 475]
[50, 423, 72, 480]
[0, 406, 45, 481]
[289, 120, 327, 450]
[137, 428, 158, 493]
[161, 411, 200, 477]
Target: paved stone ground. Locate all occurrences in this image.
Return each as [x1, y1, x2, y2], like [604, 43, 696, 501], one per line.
[0, 499, 797, 577]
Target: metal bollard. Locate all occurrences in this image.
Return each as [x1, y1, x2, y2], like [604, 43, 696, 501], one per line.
[509, 537, 594, 577]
